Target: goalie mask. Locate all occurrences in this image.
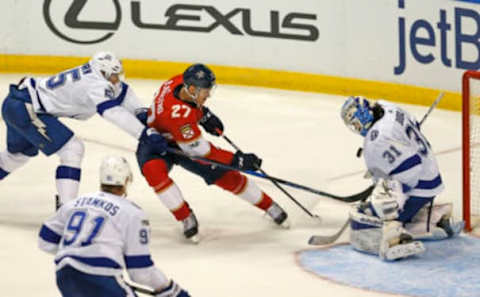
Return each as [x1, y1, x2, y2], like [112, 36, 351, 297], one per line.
[100, 156, 133, 187]
[341, 96, 374, 137]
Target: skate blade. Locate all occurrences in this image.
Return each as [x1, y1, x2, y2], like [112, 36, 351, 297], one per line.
[279, 220, 291, 229]
[188, 234, 200, 244]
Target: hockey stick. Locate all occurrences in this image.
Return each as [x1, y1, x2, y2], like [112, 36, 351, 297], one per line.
[219, 133, 321, 220]
[80, 135, 373, 202]
[167, 147, 374, 203]
[308, 219, 350, 245]
[419, 92, 444, 126]
[308, 92, 445, 245]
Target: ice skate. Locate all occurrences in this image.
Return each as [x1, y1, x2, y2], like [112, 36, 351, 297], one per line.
[182, 212, 200, 243]
[436, 216, 464, 238]
[266, 202, 290, 228]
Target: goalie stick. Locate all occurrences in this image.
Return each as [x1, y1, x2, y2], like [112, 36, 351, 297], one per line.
[308, 219, 350, 245]
[308, 92, 444, 245]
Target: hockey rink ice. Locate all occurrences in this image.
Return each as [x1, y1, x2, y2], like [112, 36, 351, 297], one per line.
[0, 73, 476, 297]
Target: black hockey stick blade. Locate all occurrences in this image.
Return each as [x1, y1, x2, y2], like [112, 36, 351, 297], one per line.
[337, 184, 374, 202]
[308, 219, 350, 245]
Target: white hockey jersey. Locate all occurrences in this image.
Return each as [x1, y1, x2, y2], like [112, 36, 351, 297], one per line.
[363, 101, 444, 198]
[38, 191, 168, 288]
[20, 63, 145, 139]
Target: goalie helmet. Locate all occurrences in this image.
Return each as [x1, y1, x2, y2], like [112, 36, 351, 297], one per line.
[183, 63, 216, 89]
[340, 96, 374, 136]
[90, 51, 123, 80]
[100, 156, 132, 187]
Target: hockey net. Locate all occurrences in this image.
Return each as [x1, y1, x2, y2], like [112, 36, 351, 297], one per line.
[463, 70, 480, 232]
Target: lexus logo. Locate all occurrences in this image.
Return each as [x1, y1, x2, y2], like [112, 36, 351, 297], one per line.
[43, 1, 318, 44]
[43, 0, 121, 44]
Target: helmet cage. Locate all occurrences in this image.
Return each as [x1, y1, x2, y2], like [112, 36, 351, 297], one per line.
[341, 96, 374, 136]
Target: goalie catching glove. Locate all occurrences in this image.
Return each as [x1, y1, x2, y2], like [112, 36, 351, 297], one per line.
[369, 179, 404, 221]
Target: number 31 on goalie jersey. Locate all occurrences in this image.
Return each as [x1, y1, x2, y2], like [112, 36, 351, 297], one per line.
[383, 111, 430, 164]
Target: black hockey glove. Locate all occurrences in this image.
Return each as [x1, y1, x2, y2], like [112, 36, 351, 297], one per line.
[135, 107, 149, 125]
[139, 128, 168, 155]
[199, 106, 224, 136]
[231, 151, 262, 171]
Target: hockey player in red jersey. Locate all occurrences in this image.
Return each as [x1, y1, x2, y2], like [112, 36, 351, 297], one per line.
[136, 64, 288, 242]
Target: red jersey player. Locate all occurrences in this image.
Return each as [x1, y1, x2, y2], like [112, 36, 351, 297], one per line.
[135, 64, 289, 242]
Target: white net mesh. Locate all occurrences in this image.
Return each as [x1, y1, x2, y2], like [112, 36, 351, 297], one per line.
[469, 73, 480, 227]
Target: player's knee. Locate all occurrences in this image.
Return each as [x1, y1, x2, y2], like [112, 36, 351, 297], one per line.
[57, 137, 85, 167]
[214, 170, 247, 194]
[142, 159, 171, 190]
[0, 151, 30, 172]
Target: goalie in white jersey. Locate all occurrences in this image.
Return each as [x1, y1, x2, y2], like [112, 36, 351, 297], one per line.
[38, 156, 190, 297]
[340, 96, 463, 261]
[0, 52, 165, 207]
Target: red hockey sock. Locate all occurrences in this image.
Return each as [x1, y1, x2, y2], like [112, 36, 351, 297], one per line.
[172, 202, 191, 221]
[214, 170, 247, 194]
[255, 193, 273, 210]
[142, 159, 172, 193]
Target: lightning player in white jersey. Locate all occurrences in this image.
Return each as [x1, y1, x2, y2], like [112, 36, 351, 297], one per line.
[0, 52, 165, 207]
[340, 96, 463, 261]
[38, 156, 190, 297]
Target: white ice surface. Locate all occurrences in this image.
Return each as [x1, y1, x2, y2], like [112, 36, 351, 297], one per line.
[0, 74, 463, 297]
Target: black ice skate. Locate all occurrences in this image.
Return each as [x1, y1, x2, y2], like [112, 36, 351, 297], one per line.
[182, 212, 199, 243]
[436, 216, 464, 238]
[266, 202, 289, 228]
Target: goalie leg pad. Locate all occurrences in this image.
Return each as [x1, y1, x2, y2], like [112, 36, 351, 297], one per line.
[382, 241, 426, 261]
[349, 207, 383, 255]
[350, 207, 425, 260]
[379, 221, 425, 261]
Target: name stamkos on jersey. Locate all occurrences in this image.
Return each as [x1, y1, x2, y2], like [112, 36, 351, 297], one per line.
[180, 124, 195, 139]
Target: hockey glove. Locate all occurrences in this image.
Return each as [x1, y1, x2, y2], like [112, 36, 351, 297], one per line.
[231, 151, 262, 171]
[155, 280, 190, 297]
[140, 128, 168, 155]
[199, 106, 224, 136]
[135, 107, 149, 125]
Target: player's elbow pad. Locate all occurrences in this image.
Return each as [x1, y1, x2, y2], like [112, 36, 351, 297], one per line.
[128, 266, 169, 289]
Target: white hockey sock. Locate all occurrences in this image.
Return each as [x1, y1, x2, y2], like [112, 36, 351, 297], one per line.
[237, 178, 263, 205]
[56, 166, 81, 203]
[0, 151, 30, 177]
[157, 182, 186, 211]
[56, 178, 80, 203]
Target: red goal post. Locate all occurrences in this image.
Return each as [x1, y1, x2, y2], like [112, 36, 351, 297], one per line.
[463, 70, 480, 232]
